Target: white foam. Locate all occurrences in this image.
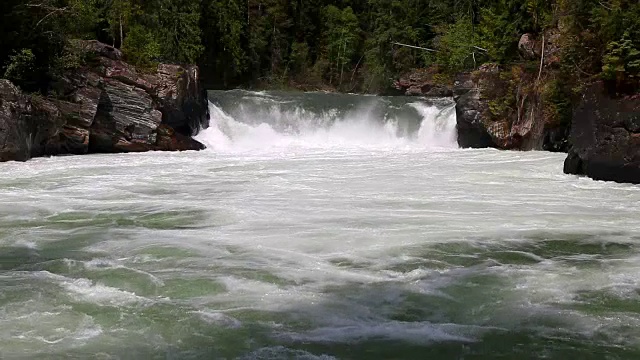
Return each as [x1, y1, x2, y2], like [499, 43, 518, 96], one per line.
[412, 102, 458, 148]
[34, 271, 148, 306]
[193, 310, 242, 328]
[62, 278, 146, 305]
[195, 98, 458, 153]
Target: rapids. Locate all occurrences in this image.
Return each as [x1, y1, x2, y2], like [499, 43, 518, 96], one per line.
[0, 91, 639, 359]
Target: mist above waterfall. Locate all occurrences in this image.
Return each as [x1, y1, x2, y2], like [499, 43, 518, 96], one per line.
[196, 90, 457, 152]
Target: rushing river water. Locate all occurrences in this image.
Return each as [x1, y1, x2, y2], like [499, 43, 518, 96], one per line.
[1, 91, 640, 359]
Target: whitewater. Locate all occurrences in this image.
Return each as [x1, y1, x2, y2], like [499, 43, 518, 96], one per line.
[1, 90, 640, 359]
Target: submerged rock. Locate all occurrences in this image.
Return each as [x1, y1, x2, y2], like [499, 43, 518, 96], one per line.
[0, 41, 208, 162]
[564, 83, 640, 184]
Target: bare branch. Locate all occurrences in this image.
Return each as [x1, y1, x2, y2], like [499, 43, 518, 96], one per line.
[537, 34, 545, 82]
[36, 7, 68, 28]
[24, 2, 70, 28]
[391, 42, 437, 52]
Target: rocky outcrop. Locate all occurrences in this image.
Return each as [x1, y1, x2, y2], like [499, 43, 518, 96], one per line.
[564, 82, 640, 184]
[518, 31, 562, 66]
[0, 41, 208, 162]
[454, 64, 569, 151]
[156, 64, 209, 136]
[393, 68, 453, 97]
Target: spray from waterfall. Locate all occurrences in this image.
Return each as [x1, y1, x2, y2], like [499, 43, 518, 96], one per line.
[195, 91, 458, 152]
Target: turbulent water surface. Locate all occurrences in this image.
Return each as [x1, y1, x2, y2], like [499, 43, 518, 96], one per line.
[1, 91, 640, 359]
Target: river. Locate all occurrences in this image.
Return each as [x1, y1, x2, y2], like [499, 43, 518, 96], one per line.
[1, 91, 639, 359]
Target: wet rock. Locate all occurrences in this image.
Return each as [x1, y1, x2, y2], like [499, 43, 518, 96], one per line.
[156, 64, 209, 136]
[156, 124, 206, 151]
[455, 86, 494, 148]
[564, 82, 640, 184]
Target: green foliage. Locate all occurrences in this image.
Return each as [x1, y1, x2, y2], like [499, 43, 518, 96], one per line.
[602, 32, 640, 81]
[542, 79, 572, 126]
[106, 0, 135, 48]
[289, 42, 310, 74]
[65, 0, 101, 39]
[434, 17, 478, 73]
[2, 0, 640, 94]
[324, 5, 360, 86]
[202, 0, 245, 74]
[156, 0, 203, 64]
[484, 68, 519, 120]
[4, 49, 36, 85]
[477, 7, 519, 63]
[122, 25, 161, 68]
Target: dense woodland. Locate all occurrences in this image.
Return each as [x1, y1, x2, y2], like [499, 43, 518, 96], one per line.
[1, 0, 639, 95]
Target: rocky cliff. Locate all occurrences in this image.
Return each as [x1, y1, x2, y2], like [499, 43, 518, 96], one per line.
[453, 64, 569, 152]
[0, 41, 208, 162]
[395, 33, 570, 152]
[564, 82, 640, 184]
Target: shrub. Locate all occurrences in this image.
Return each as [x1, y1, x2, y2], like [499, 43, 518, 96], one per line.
[122, 25, 161, 69]
[4, 49, 36, 86]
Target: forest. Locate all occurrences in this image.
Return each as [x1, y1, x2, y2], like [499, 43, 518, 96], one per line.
[1, 0, 639, 94]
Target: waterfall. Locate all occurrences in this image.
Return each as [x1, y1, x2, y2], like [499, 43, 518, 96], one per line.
[196, 90, 457, 152]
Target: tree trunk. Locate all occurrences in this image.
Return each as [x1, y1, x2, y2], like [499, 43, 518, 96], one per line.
[119, 14, 124, 48]
[339, 39, 346, 87]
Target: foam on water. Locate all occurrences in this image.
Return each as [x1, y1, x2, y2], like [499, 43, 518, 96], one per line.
[1, 91, 640, 358]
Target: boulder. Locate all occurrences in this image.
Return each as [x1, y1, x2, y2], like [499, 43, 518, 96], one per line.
[518, 34, 539, 60]
[74, 40, 123, 61]
[564, 82, 640, 184]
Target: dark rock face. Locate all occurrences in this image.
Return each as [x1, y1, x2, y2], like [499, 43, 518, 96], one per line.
[0, 41, 208, 162]
[0, 80, 32, 161]
[564, 83, 640, 184]
[157, 64, 210, 137]
[455, 86, 495, 148]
